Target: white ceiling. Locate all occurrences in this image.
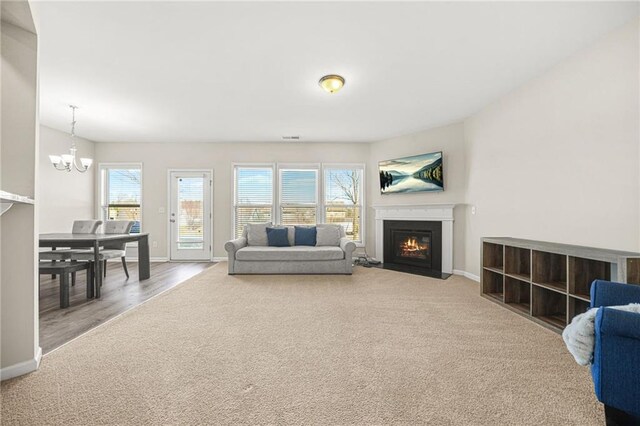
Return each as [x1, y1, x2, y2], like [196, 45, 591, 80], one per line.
[33, 1, 638, 143]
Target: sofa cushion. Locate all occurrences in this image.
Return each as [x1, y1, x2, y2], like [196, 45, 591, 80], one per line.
[246, 222, 271, 246]
[235, 246, 344, 261]
[266, 227, 290, 247]
[295, 226, 317, 246]
[316, 224, 342, 246]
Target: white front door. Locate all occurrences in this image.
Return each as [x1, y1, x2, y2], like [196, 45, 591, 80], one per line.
[169, 171, 212, 261]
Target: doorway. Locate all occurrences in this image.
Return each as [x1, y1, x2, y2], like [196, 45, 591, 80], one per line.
[169, 170, 212, 261]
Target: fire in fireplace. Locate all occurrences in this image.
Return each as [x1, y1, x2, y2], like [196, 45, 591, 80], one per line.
[397, 234, 430, 259]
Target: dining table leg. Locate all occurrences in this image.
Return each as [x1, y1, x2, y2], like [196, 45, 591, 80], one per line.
[51, 247, 57, 279]
[86, 262, 94, 299]
[138, 234, 150, 280]
[94, 241, 102, 298]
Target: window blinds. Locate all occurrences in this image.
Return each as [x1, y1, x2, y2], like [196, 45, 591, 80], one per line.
[280, 169, 317, 225]
[106, 168, 142, 233]
[235, 167, 273, 237]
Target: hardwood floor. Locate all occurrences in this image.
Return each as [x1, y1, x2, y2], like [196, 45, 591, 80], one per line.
[39, 261, 213, 354]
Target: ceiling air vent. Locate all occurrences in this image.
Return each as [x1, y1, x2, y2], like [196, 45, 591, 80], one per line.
[282, 136, 301, 141]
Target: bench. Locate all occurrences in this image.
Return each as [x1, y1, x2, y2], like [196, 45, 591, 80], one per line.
[39, 261, 93, 308]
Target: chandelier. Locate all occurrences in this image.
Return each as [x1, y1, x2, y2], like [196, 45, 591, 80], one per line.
[49, 105, 93, 173]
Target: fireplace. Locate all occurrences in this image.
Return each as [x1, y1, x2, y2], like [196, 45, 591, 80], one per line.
[383, 220, 444, 278]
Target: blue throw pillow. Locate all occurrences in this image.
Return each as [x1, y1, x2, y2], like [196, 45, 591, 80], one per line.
[266, 227, 290, 247]
[294, 226, 317, 246]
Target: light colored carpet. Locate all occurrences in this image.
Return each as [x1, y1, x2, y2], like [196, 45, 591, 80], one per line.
[1, 263, 602, 425]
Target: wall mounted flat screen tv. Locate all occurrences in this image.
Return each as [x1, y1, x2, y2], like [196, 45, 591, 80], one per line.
[379, 151, 444, 194]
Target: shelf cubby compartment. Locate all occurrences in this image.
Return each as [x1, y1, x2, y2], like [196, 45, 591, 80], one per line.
[504, 246, 531, 281]
[482, 242, 504, 273]
[628, 258, 640, 285]
[532, 285, 567, 329]
[482, 269, 504, 302]
[532, 250, 567, 292]
[569, 257, 611, 301]
[568, 296, 591, 322]
[504, 276, 530, 314]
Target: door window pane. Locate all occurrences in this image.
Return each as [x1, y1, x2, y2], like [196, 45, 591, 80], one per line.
[177, 177, 204, 250]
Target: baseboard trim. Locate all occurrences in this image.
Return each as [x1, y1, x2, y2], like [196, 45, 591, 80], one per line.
[1, 346, 42, 381]
[453, 269, 480, 283]
[127, 258, 222, 263]
[126, 257, 169, 262]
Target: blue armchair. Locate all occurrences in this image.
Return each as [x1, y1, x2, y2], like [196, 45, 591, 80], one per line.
[590, 280, 640, 424]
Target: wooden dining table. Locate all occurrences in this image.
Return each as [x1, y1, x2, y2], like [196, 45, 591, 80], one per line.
[39, 233, 150, 298]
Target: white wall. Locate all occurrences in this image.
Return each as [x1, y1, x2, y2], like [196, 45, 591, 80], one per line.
[463, 19, 640, 277]
[1, 10, 40, 376]
[366, 123, 467, 270]
[94, 142, 370, 259]
[39, 125, 95, 233]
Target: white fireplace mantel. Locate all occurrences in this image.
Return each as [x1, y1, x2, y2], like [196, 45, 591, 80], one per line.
[372, 204, 455, 274]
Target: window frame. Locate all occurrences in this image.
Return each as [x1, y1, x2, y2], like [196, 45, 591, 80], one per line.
[321, 163, 365, 246]
[232, 163, 276, 239]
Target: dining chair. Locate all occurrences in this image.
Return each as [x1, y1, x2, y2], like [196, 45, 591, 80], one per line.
[40, 220, 103, 283]
[70, 220, 135, 280]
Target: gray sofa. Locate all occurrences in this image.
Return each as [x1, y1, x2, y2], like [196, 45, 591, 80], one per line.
[224, 224, 356, 275]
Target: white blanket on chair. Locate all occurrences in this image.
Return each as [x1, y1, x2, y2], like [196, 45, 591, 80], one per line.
[562, 303, 640, 366]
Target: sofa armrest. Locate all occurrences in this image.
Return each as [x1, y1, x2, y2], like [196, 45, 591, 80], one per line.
[591, 308, 640, 416]
[597, 307, 640, 340]
[339, 237, 356, 256]
[590, 280, 640, 308]
[225, 237, 247, 257]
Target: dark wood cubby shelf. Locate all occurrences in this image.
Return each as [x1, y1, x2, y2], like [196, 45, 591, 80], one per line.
[481, 237, 640, 333]
[505, 246, 530, 281]
[505, 276, 530, 315]
[482, 268, 503, 303]
[568, 296, 591, 321]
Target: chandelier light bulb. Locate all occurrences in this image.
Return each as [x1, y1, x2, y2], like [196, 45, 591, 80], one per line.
[80, 158, 93, 169]
[49, 155, 62, 166]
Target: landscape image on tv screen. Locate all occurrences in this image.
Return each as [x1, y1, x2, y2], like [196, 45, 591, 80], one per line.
[379, 151, 444, 194]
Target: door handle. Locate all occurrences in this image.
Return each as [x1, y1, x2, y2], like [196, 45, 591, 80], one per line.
[170, 219, 176, 223]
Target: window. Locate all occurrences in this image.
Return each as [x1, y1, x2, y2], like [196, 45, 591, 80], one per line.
[234, 166, 274, 238]
[100, 164, 142, 233]
[323, 166, 363, 242]
[232, 163, 365, 244]
[279, 167, 318, 226]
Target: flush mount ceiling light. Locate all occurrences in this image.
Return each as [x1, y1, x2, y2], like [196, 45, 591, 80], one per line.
[319, 74, 345, 94]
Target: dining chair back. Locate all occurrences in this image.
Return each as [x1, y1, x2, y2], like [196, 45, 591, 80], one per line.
[102, 221, 135, 250]
[72, 220, 102, 234]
